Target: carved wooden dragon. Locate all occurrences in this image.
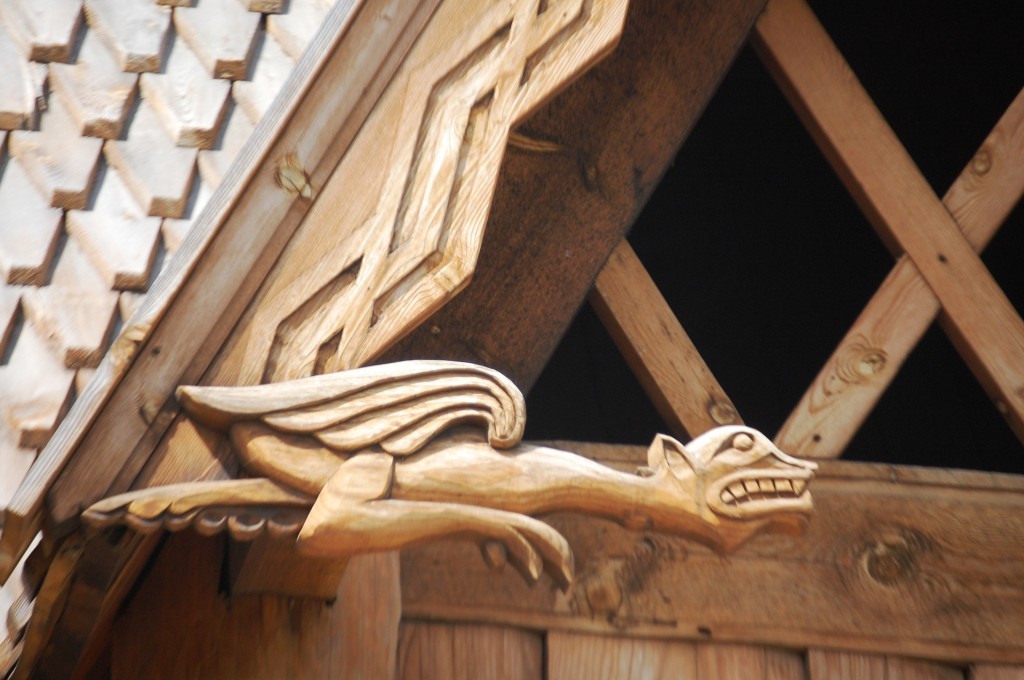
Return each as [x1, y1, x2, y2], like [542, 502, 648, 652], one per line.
[84, 361, 816, 588]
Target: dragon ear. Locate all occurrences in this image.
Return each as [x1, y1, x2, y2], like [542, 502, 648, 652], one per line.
[647, 434, 698, 471]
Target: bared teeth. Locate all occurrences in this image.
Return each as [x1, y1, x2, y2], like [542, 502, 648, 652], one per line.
[758, 479, 775, 494]
[721, 488, 737, 504]
[743, 480, 760, 494]
[729, 482, 747, 498]
[776, 479, 794, 494]
[794, 480, 806, 495]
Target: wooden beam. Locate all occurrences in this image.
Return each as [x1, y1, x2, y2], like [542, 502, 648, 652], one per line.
[753, 0, 1024, 447]
[402, 442, 1024, 665]
[383, 0, 769, 392]
[590, 239, 742, 439]
[775, 89, 1024, 458]
[1, 0, 434, 577]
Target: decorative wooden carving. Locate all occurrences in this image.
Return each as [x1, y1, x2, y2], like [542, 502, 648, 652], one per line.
[84, 361, 816, 587]
[239, 0, 631, 385]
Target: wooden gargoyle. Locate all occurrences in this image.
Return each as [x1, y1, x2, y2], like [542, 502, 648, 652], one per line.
[84, 361, 817, 588]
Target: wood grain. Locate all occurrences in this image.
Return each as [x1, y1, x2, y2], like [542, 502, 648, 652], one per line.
[548, 633, 696, 679]
[48, 29, 139, 140]
[754, 0, 1024, 446]
[403, 445, 1024, 664]
[398, 622, 542, 680]
[591, 239, 742, 439]
[773, 71, 1024, 460]
[383, 0, 769, 392]
[110, 532, 400, 679]
[83, 0, 171, 73]
[807, 650, 963, 680]
[972, 665, 1024, 680]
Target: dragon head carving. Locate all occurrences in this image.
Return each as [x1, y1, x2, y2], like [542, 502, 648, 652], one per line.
[646, 425, 817, 550]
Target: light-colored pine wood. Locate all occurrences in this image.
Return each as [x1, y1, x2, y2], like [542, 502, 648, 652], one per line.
[698, 643, 806, 680]
[66, 165, 162, 290]
[48, 29, 138, 139]
[398, 622, 542, 680]
[161, 178, 214, 254]
[0, 0, 83, 63]
[103, 100, 198, 218]
[0, 319, 75, 448]
[774, 81, 1024, 459]
[807, 650, 962, 680]
[21, 237, 119, 368]
[548, 633, 696, 679]
[197, 104, 255, 189]
[591, 239, 742, 439]
[8, 94, 103, 209]
[267, 0, 336, 61]
[140, 36, 231, 149]
[0, 22, 46, 130]
[0, 158, 62, 285]
[754, 0, 1024, 445]
[233, 32, 296, 126]
[82, 0, 170, 73]
[0, 0, 439, 672]
[84, 362, 813, 588]
[240, 0, 285, 14]
[0, 286, 18, 359]
[172, 0, 260, 80]
[403, 444, 1024, 664]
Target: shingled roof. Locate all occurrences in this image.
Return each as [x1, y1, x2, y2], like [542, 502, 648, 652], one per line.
[0, 0, 337, 526]
[0, 2, 340, 654]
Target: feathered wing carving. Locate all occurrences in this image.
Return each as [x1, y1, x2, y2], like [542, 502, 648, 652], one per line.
[84, 361, 816, 588]
[176, 360, 526, 455]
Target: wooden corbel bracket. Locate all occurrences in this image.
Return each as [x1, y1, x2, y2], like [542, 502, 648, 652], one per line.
[84, 361, 816, 588]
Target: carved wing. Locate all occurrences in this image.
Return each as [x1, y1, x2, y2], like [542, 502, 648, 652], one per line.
[177, 360, 526, 456]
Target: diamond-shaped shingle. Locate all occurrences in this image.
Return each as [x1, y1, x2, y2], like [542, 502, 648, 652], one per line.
[67, 164, 162, 290]
[0, 158, 62, 285]
[141, 36, 231, 149]
[49, 28, 139, 139]
[9, 95, 104, 209]
[83, 0, 171, 73]
[104, 100, 198, 218]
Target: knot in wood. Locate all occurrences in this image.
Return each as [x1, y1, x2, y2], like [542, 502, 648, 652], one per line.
[861, 530, 928, 586]
[856, 350, 887, 377]
[971, 148, 992, 175]
[707, 399, 739, 425]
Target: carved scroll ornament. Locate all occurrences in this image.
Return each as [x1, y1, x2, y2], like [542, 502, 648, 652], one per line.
[84, 361, 816, 587]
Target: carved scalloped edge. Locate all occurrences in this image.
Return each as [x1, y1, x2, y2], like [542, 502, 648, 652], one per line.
[82, 478, 314, 542]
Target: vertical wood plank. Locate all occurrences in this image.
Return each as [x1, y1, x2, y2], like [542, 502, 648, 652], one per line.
[547, 632, 695, 680]
[398, 622, 542, 680]
[807, 650, 886, 679]
[112, 533, 400, 679]
[698, 643, 805, 680]
[808, 650, 964, 680]
[971, 666, 1024, 680]
[886, 657, 964, 680]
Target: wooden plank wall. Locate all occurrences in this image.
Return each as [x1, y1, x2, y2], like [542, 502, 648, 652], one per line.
[394, 627, 1024, 679]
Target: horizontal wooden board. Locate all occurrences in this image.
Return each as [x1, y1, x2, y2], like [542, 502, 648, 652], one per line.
[402, 444, 1024, 664]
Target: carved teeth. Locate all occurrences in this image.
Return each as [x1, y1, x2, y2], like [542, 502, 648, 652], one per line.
[720, 477, 808, 505]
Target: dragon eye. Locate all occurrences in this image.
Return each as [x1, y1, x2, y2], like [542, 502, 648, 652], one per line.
[733, 433, 754, 451]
